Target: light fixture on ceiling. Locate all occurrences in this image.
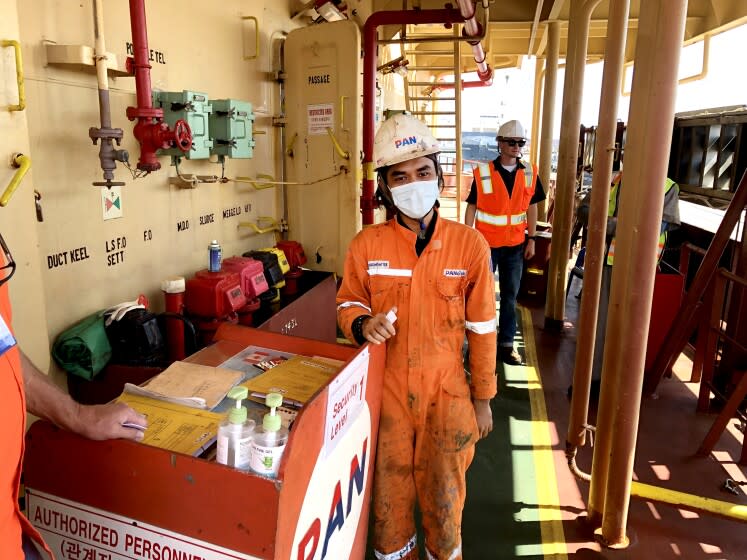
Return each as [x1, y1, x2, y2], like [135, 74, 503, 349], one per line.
[377, 56, 410, 76]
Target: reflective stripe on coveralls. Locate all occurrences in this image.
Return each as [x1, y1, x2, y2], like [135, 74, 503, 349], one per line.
[374, 535, 417, 560]
[336, 212, 497, 559]
[606, 176, 677, 265]
[473, 159, 537, 248]
[337, 300, 372, 313]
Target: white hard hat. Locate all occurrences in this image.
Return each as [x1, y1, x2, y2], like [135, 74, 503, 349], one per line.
[374, 113, 440, 169]
[496, 119, 526, 140]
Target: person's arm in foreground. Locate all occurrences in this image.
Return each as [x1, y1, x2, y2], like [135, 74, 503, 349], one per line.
[465, 239, 498, 439]
[21, 351, 147, 441]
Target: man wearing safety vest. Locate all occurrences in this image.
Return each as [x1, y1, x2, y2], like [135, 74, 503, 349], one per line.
[465, 120, 547, 365]
[337, 113, 498, 560]
[588, 171, 680, 388]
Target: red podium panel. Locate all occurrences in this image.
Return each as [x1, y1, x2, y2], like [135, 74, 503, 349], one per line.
[24, 324, 385, 560]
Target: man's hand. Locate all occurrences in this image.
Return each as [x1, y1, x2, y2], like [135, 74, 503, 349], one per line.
[74, 402, 148, 442]
[524, 238, 536, 260]
[473, 399, 493, 439]
[362, 306, 397, 344]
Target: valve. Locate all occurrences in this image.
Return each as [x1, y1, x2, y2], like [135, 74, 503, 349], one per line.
[173, 120, 192, 153]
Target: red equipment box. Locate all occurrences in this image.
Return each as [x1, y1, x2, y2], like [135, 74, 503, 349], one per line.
[185, 270, 247, 318]
[222, 256, 270, 299]
[276, 240, 307, 270]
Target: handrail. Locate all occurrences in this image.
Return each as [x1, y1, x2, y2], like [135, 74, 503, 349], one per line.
[241, 16, 259, 60]
[1, 154, 31, 207]
[238, 217, 280, 235]
[1, 40, 26, 111]
[326, 128, 350, 160]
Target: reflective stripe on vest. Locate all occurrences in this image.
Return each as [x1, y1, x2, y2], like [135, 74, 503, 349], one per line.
[477, 160, 533, 196]
[473, 160, 537, 247]
[606, 175, 676, 265]
[474, 210, 527, 226]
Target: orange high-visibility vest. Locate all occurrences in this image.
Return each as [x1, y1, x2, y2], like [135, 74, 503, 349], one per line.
[473, 159, 537, 248]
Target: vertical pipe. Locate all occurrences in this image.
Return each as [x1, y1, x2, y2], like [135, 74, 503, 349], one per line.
[544, 0, 601, 329]
[530, 58, 544, 168]
[129, 0, 154, 110]
[598, 1, 688, 547]
[573, 0, 630, 521]
[90, 0, 125, 186]
[538, 20, 560, 223]
[362, 9, 464, 225]
[454, 25, 463, 222]
[92, 0, 110, 128]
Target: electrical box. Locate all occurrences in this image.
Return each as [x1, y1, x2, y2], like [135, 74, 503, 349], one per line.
[153, 90, 213, 159]
[209, 99, 256, 158]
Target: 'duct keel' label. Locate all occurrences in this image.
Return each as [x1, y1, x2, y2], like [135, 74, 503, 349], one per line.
[47, 246, 91, 269]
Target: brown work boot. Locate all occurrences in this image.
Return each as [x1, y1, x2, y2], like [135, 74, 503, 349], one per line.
[499, 346, 523, 365]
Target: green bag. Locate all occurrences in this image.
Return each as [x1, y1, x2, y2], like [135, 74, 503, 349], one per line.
[52, 312, 111, 379]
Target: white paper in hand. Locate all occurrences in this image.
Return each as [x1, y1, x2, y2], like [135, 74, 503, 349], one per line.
[385, 308, 397, 324]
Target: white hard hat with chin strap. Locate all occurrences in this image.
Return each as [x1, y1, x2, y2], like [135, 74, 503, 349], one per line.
[374, 113, 441, 169]
[374, 113, 443, 211]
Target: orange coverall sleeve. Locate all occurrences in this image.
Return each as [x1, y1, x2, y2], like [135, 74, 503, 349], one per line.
[336, 234, 372, 342]
[464, 238, 498, 400]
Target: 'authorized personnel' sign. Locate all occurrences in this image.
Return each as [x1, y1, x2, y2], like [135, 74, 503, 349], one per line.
[26, 489, 259, 560]
[324, 347, 368, 457]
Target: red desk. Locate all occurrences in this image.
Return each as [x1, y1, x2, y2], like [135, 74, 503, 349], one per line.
[24, 324, 384, 560]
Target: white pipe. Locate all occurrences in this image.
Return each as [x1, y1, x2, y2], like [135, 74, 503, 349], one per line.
[92, 0, 108, 92]
[456, 0, 492, 82]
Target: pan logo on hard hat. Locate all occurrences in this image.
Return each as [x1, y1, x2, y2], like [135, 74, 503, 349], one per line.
[394, 136, 417, 149]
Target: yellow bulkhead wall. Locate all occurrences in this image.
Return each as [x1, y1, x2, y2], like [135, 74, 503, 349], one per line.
[2, 0, 385, 385]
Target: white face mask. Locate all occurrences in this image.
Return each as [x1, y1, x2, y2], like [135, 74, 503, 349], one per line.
[390, 179, 440, 220]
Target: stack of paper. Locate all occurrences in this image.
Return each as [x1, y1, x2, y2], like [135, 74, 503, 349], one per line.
[117, 393, 223, 456]
[241, 355, 342, 408]
[123, 361, 244, 410]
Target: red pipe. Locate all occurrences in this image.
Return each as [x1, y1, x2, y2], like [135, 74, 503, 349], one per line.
[362, 8, 464, 225]
[125, 0, 192, 172]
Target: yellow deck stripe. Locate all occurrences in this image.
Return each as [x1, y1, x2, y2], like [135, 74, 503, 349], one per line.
[520, 305, 568, 559]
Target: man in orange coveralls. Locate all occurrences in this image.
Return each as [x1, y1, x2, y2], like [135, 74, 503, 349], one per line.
[0, 233, 147, 559]
[337, 113, 497, 560]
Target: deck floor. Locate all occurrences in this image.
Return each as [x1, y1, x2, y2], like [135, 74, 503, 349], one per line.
[367, 274, 747, 559]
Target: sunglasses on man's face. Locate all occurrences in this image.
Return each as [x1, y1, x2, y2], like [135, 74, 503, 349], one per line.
[503, 139, 526, 148]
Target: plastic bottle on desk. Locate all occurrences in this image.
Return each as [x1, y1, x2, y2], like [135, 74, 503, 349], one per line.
[249, 393, 288, 478]
[216, 386, 255, 469]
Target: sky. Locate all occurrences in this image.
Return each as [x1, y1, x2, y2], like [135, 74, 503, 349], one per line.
[457, 23, 747, 140]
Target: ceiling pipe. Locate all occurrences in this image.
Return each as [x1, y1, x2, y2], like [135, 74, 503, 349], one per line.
[362, 7, 486, 225]
[455, 0, 493, 84]
[125, 0, 192, 172]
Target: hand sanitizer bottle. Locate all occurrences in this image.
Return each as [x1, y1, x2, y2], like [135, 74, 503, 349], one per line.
[250, 393, 289, 478]
[216, 386, 255, 469]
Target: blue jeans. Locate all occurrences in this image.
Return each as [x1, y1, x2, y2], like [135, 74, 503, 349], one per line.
[22, 534, 44, 560]
[491, 244, 524, 347]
